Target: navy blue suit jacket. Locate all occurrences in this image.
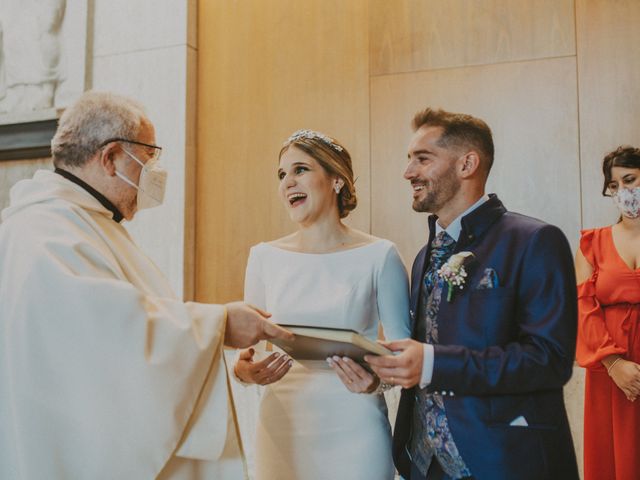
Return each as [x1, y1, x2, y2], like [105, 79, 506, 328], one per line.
[393, 195, 579, 480]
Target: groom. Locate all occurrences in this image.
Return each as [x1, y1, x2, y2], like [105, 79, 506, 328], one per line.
[367, 108, 579, 480]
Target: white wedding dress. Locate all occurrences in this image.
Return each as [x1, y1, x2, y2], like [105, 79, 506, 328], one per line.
[243, 239, 411, 480]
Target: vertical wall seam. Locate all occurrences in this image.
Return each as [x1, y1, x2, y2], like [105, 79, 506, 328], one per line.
[574, 0, 584, 230]
[367, 1, 373, 236]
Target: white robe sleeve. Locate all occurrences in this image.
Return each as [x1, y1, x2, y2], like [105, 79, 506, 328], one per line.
[0, 211, 233, 478]
[377, 243, 412, 341]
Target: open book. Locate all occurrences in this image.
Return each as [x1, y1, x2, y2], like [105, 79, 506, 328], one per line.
[268, 324, 392, 367]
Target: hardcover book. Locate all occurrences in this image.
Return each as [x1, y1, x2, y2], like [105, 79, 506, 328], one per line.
[269, 324, 392, 366]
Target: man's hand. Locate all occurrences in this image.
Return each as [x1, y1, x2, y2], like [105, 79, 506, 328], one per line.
[609, 359, 640, 401]
[223, 302, 293, 348]
[364, 339, 424, 389]
[327, 356, 379, 393]
[234, 348, 293, 385]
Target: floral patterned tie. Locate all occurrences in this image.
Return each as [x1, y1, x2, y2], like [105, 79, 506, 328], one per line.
[414, 231, 455, 345]
[425, 231, 456, 291]
[411, 230, 471, 479]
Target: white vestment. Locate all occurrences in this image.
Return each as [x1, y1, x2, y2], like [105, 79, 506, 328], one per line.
[0, 170, 246, 479]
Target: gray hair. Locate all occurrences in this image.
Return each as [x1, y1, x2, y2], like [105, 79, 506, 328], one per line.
[51, 91, 147, 168]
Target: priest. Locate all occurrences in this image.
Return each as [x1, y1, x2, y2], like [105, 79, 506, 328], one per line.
[0, 91, 291, 479]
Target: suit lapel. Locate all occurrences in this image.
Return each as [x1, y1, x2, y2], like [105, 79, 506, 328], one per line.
[410, 215, 437, 336]
[409, 198, 506, 336]
[410, 246, 427, 314]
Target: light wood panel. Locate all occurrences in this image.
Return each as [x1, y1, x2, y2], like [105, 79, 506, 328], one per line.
[196, 0, 370, 304]
[564, 366, 585, 479]
[370, 0, 576, 76]
[370, 57, 581, 264]
[577, 0, 640, 229]
[183, 45, 197, 301]
[191, 2, 631, 477]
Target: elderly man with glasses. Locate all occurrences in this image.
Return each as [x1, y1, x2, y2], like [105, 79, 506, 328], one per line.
[0, 91, 291, 479]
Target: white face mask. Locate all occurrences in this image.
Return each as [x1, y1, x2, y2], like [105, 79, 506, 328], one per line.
[115, 148, 168, 210]
[612, 186, 640, 219]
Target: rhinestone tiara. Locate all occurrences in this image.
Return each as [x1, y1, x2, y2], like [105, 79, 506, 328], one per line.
[284, 129, 344, 152]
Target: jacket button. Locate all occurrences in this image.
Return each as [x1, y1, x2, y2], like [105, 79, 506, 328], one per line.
[467, 234, 475, 242]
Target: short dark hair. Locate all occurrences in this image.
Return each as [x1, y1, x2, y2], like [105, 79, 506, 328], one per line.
[602, 145, 640, 196]
[412, 107, 494, 174]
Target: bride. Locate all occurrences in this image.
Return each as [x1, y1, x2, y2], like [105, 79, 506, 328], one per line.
[234, 129, 410, 480]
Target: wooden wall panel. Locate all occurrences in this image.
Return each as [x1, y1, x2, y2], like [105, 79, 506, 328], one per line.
[370, 57, 581, 264]
[195, 3, 640, 475]
[196, 0, 370, 303]
[370, 0, 576, 75]
[577, 0, 640, 229]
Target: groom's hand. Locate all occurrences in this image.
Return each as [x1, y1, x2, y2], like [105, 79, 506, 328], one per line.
[365, 339, 423, 389]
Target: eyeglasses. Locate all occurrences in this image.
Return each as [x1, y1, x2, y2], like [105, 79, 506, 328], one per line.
[100, 137, 163, 162]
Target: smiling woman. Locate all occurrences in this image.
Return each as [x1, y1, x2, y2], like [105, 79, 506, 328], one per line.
[278, 128, 357, 220]
[232, 129, 411, 480]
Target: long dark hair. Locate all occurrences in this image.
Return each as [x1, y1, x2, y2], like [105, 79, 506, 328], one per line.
[602, 145, 640, 196]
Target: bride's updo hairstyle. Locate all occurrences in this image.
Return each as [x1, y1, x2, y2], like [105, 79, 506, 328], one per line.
[280, 129, 357, 218]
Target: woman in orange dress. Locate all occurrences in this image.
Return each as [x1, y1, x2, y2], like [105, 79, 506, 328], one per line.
[575, 145, 640, 480]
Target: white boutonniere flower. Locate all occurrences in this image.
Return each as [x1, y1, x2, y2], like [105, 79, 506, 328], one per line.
[438, 251, 475, 302]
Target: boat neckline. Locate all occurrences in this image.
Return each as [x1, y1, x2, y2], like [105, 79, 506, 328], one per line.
[260, 238, 386, 256]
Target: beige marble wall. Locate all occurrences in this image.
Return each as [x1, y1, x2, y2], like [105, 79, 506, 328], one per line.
[0, 0, 196, 299]
[91, 0, 197, 299]
[0, 158, 53, 211]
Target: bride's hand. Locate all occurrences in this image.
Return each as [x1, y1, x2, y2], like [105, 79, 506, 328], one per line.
[234, 348, 293, 385]
[327, 356, 379, 394]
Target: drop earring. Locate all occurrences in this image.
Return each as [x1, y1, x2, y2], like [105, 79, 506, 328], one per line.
[334, 180, 343, 194]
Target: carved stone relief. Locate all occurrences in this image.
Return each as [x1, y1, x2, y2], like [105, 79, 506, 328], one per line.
[0, 0, 87, 122]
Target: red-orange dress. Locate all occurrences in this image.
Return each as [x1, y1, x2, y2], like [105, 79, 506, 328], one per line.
[576, 227, 640, 480]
